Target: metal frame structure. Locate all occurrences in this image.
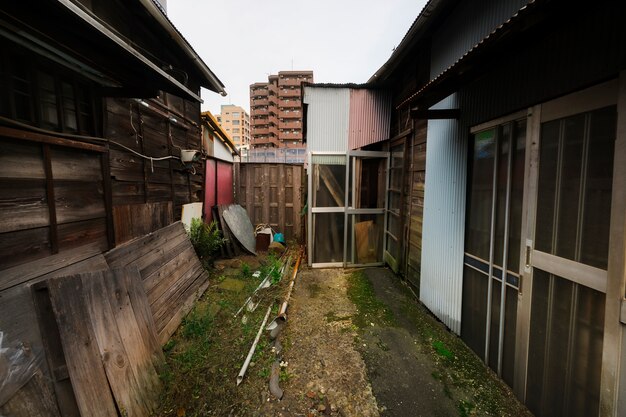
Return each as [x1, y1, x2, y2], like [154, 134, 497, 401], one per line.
[308, 150, 390, 268]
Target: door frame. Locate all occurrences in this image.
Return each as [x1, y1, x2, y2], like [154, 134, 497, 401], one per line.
[308, 150, 390, 268]
[513, 79, 621, 408]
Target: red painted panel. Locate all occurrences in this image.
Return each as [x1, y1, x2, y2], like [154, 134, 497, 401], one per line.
[217, 161, 234, 206]
[204, 159, 216, 223]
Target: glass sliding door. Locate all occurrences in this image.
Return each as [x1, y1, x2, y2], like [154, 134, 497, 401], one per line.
[462, 118, 526, 386]
[308, 151, 389, 267]
[525, 105, 616, 417]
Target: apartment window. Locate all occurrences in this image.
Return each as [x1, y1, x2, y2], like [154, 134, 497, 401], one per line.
[233, 120, 240, 125]
[233, 136, 240, 141]
[233, 128, 240, 133]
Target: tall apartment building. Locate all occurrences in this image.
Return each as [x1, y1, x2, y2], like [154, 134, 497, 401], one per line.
[250, 70, 313, 148]
[215, 104, 250, 149]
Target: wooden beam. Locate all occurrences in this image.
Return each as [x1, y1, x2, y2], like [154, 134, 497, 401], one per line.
[0, 126, 107, 152]
[410, 108, 460, 120]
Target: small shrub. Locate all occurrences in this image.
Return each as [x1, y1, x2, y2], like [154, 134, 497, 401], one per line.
[187, 218, 224, 266]
[241, 262, 251, 278]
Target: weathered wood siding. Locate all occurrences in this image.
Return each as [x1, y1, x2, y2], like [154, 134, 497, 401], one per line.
[235, 163, 304, 242]
[407, 120, 427, 290]
[0, 133, 111, 271]
[105, 95, 203, 230]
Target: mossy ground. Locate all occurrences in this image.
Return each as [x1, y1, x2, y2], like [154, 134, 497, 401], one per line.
[346, 270, 531, 417]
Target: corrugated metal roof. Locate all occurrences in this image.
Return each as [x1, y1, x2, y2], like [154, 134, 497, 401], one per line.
[348, 89, 392, 150]
[303, 87, 350, 153]
[397, 0, 538, 109]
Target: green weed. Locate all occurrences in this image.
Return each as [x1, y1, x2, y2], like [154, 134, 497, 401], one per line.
[187, 218, 224, 267]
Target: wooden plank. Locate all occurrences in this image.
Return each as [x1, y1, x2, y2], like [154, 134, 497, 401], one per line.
[158, 270, 210, 345]
[103, 268, 161, 410]
[47, 274, 118, 417]
[152, 263, 204, 331]
[81, 270, 152, 416]
[0, 139, 45, 179]
[57, 218, 108, 252]
[49, 147, 103, 181]
[124, 266, 164, 367]
[0, 126, 107, 153]
[0, 372, 61, 417]
[105, 221, 184, 268]
[143, 243, 196, 297]
[0, 242, 103, 291]
[0, 179, 49, 233]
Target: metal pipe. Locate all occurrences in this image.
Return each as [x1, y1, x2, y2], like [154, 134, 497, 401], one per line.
[266, 249, 303, 331]
[269, 360, 284, 399]
[234, 252, 288, 317]
[237, 305, 272, 386]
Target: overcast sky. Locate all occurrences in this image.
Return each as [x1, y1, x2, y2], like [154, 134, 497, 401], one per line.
[167, 0, 427, 115]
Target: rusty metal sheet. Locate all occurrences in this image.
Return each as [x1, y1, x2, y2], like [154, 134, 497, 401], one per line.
[222, 204, 256, 255]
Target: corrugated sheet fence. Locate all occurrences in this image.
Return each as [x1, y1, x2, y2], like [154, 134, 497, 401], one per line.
[420, 94, 466, 335]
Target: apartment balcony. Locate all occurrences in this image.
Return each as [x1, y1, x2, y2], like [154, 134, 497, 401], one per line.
[279, 131, 303, 141]
[278, 99, 301, 108]
[278, 110, 301, 119]
[252, 126, 269, 136]
[252, 136, 280, 147]
[269, 125, 279, 136]
[251, 118, 268, 126]
[251, 88, 269, 97]
[253, 108, 269, 117]
[268, 83, 278, 95]
[279, 89, 301, 98]
[251, 98, 269, 107]
[280, 120, 301, 129]
[278, 78, 305, 87]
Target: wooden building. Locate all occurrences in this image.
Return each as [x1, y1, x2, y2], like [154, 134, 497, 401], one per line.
[0, 0, 225, 414]
[364, 1, 626, 416]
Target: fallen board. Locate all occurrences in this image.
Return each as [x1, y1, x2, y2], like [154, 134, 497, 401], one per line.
[46, 268, 163, 417]
[221, 204, 256, 255]
[104, 221, 210, 343]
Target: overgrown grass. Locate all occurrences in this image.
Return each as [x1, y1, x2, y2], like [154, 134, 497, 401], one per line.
[155, 254, 290, 416]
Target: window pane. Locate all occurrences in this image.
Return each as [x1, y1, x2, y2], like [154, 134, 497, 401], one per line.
[555, 114, 585, 260]
[507, 121, 526, 269]
[535, 120, 559, 253]
[61, 81, 77, 132]
[580, 107, 616, 269]
[348, 214, 384, 264]
[312, 163, 346, 208]
[313, 213, 344, 263]
[37, 72, 58, 128]
[465, 129, 495, 260]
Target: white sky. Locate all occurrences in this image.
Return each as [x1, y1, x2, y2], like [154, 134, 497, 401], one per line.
[167, 0, 427, 115]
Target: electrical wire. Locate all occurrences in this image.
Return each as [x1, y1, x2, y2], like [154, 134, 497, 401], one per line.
[0, 114, 182, 164]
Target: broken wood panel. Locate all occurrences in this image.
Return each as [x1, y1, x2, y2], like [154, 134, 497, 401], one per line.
[105, 221, 183, 268]
[152, 263, 204, 332]
[102, 268, 161, 411]
[143, 241, 195, 294]
[157, 269, 210, 345]
[81, 270, 153, 416]
[47, 274, 118, 417]
[0, 179, 49, 233]
[0, 372, 61, 417]
[124, 266, 164, 367]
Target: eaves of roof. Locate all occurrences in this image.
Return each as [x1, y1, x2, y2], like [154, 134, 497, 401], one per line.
[138, 0, 226, 96]
[398, 0, 542, 110]
[201, 111, 239, 156]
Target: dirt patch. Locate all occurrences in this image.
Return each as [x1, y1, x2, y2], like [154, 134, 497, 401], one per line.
[259, 268, 380, 417]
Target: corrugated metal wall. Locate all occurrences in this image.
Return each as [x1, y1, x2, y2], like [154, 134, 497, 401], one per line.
[304, 87, 350, 153]
[348, 89, 392, 149]
[430, 0, 530, 77]
[214, 139, 234, 162]
[216, 161, 234, 205]
[203, 159, 217, 222]
[420, 94, 466, 335]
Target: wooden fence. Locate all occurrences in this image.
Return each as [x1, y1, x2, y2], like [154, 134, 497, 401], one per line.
[235, 163, 304, 243]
